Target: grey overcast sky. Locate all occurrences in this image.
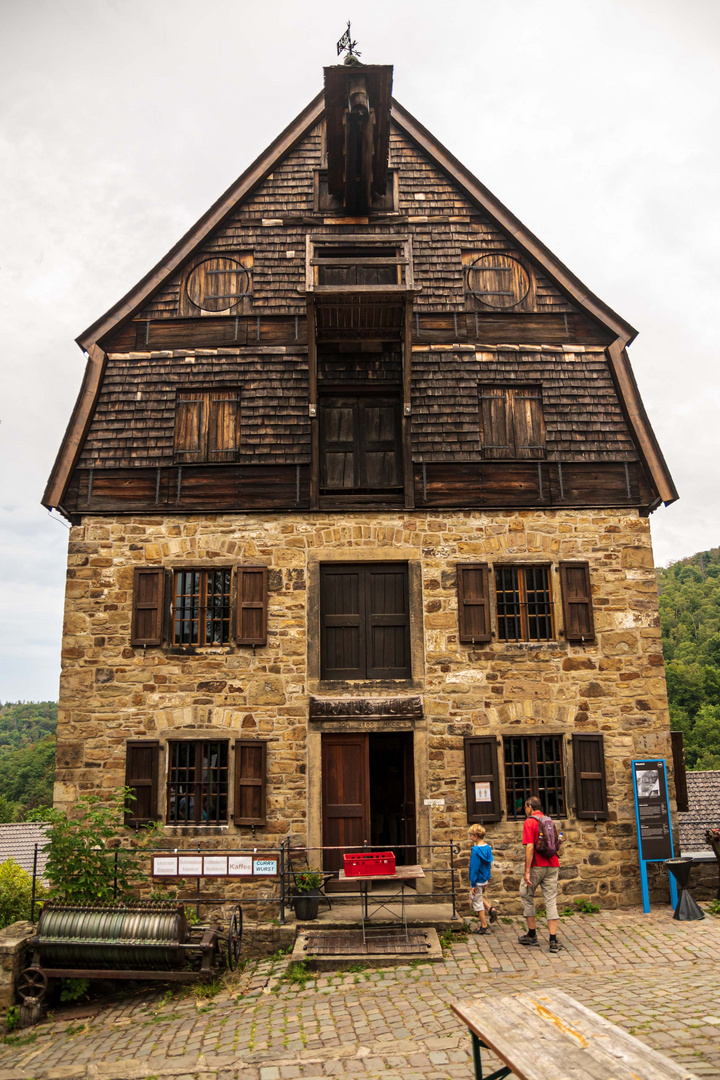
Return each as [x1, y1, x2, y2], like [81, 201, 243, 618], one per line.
[1, 0, 719, 702]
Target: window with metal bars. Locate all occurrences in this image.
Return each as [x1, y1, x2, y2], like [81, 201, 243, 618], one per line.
[495, 566, 553, 642]
[503, 735, 565, 820]
[172, 569, 231, 646]
[167, 740, 229, 825]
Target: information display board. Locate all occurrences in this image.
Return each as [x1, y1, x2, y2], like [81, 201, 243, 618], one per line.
[631, 758, 677, 913]
[152, 853, 279, 879]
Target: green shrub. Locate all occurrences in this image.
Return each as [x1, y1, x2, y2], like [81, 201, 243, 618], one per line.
[0, 859, 47, 929]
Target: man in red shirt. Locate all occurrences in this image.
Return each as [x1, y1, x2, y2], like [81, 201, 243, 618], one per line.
[518, 796, 562, 953]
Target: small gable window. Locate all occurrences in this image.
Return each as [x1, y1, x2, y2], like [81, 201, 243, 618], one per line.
[463, 251, 533, 310]
[174, 389, 240, 464]
[179, 254, 253, 316]
[479, 386, 545, 460]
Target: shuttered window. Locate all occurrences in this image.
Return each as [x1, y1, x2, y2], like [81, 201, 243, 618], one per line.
[504, 736, 565, 819]
[236, 566, 268, 646]
[559, 562, 595, 643]
[131, 567, 166, 647]
[173, 569, 232, 646]
[235, 740, 267, 825]
[320, 563, 411, 679]
[167, 740, 229, 825]
[319, 393, 402, 493]
[457, 564, 491, 643]
[124, 741, 160, 825]
[464, 737, 501, 822]
[174, 389, 240, 463]
[479, 386, 545, 459]
[572, 733, 608, 819]
[495, 566, 554, 642]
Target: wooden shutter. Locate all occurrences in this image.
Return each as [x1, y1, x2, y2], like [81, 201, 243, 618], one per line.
[359, 397, 402, 489]
[124, 741, 160, 824]
[457, 563, 491, 643]
[512, 389, 546, 459]
[573, 734, 608, 819]
[319, 397, 358, 489]
[174, 393, 205, 462]
[234, 740, 267, 825]
[207, 391, 240, 462]
[559, 562, 595, 643]
[321, 565, 364, 678]
[131, 567, 165, 646]
[479, 387, 512, 458]
[671, 730, 689, 812]
[366, 564, 411, 678]
[464, 736, 501, 823]
[236, 566, 268, 646]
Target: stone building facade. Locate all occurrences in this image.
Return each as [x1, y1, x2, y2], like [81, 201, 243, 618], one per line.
[46, 60, 678, 910]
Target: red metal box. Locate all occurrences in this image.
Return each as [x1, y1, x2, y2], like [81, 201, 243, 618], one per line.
[343, 852, 396, 877]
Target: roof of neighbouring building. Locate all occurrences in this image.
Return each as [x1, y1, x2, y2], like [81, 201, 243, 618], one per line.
[678, 771, 720, 852]
[0, 822, 50, 877]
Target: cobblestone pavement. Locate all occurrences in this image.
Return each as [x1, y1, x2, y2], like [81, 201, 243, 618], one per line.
[3, 907, 720, 1080]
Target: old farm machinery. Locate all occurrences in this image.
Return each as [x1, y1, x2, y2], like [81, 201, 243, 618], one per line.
[17, 900, 242, 1007]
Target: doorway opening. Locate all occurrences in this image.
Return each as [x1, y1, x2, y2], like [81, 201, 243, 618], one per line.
[321, 731, 416, 872]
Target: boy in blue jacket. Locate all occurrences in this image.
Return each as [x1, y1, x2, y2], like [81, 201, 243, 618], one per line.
[468, 823, 496, 934]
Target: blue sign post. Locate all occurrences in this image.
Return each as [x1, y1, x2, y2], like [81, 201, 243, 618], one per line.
[632, 758, 678, 913]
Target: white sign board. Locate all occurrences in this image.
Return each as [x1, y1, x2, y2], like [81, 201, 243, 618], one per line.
[229, 855, 253, 876]
[178, 856, 203, 876]
[253, 859, 278, 876]
[475, 783, 492, 803]
[153, 856, 178, 877]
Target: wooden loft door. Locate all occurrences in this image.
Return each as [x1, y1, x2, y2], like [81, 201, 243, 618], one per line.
[321, 733, 370, 872]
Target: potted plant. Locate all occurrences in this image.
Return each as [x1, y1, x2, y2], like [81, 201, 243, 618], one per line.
[292, 871, 324, 921]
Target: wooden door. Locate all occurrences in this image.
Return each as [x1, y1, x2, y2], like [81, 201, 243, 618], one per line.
[321, 734, 371, 872]
[402, 735, 417, 863]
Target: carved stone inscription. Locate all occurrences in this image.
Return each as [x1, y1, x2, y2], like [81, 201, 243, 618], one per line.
[309, 696, 423, 720]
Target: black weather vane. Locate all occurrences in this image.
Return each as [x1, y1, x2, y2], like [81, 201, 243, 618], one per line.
[337, 21, 361, 61]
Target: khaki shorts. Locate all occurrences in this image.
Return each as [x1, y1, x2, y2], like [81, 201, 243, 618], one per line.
[470, 884, 486, 913]
[519, 865, 559, 921]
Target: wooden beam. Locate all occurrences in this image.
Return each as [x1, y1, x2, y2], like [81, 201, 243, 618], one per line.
[308, 298, 319, 509]
[403, 299, 414, 509]
[43, 344, 107, 511]
[606, 339, 678, 505]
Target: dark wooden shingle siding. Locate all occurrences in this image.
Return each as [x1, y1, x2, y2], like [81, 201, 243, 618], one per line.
[412, 350, 636, 463]
[78, 352, 310, 469]
[134, 125, 578, 323]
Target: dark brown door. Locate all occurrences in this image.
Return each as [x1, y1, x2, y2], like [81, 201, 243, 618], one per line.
[402, 735, 417, 863]
[321, 734, 370, 872]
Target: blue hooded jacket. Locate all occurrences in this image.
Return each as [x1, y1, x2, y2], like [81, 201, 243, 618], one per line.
[469, 842, 493, 886]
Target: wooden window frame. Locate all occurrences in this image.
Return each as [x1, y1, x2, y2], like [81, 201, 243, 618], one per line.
[495, 565, 554, 643]
[478, 385, 546, 460]
[318, 388, 403, 496]
[173, 387, 241, 465]
[503, 735, 566, 821]
[172, 568, 232, 647]
[572, 733, 609, 820]
[305, 234, 414, 293]
[166, 739, 230, 826]
[234, 739, 267, 826]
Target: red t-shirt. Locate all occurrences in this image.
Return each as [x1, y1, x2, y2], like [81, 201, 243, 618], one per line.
[522, 812, 559, 868]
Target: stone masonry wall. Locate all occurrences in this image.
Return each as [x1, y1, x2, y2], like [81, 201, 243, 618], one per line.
[55, 508, 675, 911]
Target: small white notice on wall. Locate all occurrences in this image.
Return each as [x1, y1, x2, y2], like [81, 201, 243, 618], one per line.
[153, 856, 178, 877]
[424, 798, 445, 807]
[178, 856, 203, 876]
[204, 856, 228, 876]
[228, 855, 253, 876]
[254, 858, 278, 876]
[475, 783, 492, 803]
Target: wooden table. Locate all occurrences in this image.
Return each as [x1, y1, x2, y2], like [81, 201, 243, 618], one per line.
[451, 988, 699, 1080]
[338, 865, 424, 942]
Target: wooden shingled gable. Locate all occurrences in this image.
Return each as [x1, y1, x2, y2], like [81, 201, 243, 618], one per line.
[43, 83, 677, 513]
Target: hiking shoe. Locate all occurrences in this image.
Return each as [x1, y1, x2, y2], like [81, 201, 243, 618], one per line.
[549, 939, 563, 954]
[517, 932, 540, 946]
[473, 926, 490, 935]
[489, 907, 499, 924]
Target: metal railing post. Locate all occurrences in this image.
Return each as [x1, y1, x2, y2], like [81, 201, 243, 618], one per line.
[279, 839, 286, 925]
[450, 838, 457, 919]
[113, 849, 119, 899]
[30, 843, 38, 923]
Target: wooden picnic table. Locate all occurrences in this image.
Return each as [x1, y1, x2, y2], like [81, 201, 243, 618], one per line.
[451, 987, 699, 1080]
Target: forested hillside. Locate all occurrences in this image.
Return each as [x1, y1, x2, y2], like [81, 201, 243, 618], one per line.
[658, 547, 720, 769]
[0, 701, 57, 820]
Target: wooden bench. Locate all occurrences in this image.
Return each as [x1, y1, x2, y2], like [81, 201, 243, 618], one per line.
[451, 988, 699, 1080]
